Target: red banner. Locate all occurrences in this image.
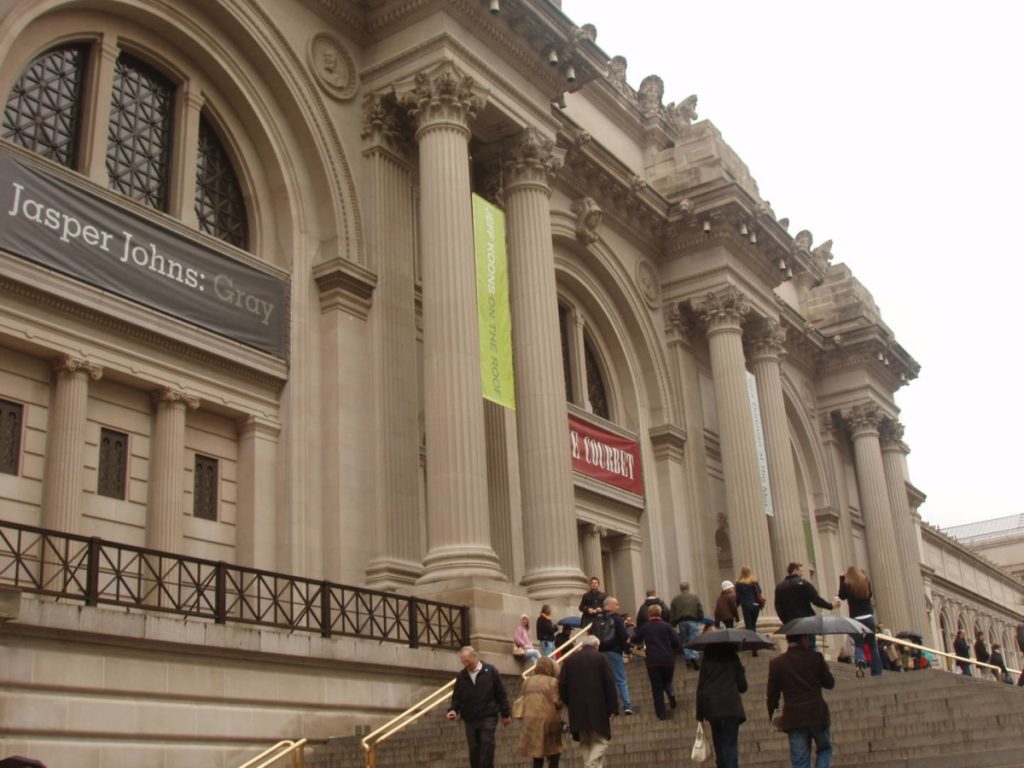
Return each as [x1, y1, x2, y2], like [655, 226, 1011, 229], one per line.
[569, 414, 644, 496]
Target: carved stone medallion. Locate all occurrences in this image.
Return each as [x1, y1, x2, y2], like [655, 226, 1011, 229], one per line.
[635, 259, 660, 308]
[309, 32, 359, 101]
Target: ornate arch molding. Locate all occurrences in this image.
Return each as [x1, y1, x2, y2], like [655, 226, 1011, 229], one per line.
[0, 0, 363, 267]
[780, 374, 829, 509]
[550, 210, 675, 429]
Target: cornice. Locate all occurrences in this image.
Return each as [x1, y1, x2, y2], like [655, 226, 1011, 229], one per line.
[312, 256, 378, 319]
[648, 423, 687, 461]
[816, 330, 920, 390]
[921, 522, 1024, 594]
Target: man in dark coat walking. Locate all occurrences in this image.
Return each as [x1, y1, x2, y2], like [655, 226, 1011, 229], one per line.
[446, 646, 511, 768]
[696, 644, 748, 768]
[632, 604, 682, 720]
[767, 635, 836, 768]
[953, 630, 973, 676]
[558, 633, 618, 768]
[775, 563, 839, 650]
[635, 588, 670, 629]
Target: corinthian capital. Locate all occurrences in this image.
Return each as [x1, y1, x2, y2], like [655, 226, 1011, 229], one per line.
[879, 418, 907, 451]
[503, 127, 565, 190]
[746, 318, 787, 361]
[361, 93, 414, 154]
[394, 62, 487, 134]
[53, 355, 103, 381]
[694, 287, 751, 332]
[152, 387, 200, 410]
[842, 402, 884, 436]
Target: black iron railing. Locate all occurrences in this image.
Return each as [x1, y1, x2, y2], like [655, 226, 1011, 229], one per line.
[0, 519, 468, 649]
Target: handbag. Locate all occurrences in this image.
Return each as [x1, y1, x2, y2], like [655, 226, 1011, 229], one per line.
[690, 722, 709, 763]
[512, 695, 525, 719]
[755, 592, 766, 608]
[512, 645, 525, 657]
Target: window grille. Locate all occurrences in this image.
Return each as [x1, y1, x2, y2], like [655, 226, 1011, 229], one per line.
[193, 453, 218, 521]
[584, 339, 609, 420]
[106, 53, 174, 210]
[195, 116, 248, 248]
[97, 427, 129, 499]
[2, 45, 86, 168]
[558, 305, 573, 402]
[0, 399, 23, 475]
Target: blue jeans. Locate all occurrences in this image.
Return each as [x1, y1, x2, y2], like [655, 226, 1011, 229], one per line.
[540, 640, 556, 657]
[601, 650, 632, 711]
[788, 725, 832, 768]
[741, 605, 760, 631]
[677, 620, 700, 661]
[709, 717, 741, 768]
[854, 615, 882, 676]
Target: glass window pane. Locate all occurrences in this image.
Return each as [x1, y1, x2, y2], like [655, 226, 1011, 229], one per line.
[97, 427, 129, 499]
[195, 116, 248, 248]
[106, 53, 174, 210]
[3, 45, 87, 167]
[193, 454, 218, 521]
[0, 399, 24, 476]
[584, 338, 609, 420]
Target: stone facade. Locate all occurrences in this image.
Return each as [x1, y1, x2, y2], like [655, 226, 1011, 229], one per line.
[0, 0, 1021, 764]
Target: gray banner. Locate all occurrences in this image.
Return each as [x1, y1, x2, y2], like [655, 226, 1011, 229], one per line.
[0, 146, 288, 358]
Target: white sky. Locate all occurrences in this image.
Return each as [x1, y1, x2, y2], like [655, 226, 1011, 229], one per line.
[559, 0, 1024, 530]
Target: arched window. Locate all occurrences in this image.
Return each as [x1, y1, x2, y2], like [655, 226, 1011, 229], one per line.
[558, 300, 613, 421]
[3, 43, 250, 249]
[2, 45, 87, 168]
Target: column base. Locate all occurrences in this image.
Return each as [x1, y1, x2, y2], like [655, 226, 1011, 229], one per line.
[364, 557, 422, 590]
[418, 544, 506, 584]
[520, 566, 588, 602]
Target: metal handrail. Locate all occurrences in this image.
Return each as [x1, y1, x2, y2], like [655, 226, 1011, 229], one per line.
[879, 633, 1021, 678]
[237, 739, 307, 768]
[520, 625, 591, 678]
[361, 625, 592, 767]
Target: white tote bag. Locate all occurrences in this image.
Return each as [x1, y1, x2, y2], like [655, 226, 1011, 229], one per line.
[690, 722, 709, 763]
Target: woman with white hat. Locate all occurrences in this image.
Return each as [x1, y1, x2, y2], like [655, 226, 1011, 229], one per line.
[714, 581, 739, 629]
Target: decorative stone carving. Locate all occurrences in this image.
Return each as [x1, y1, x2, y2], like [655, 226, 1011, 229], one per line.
[747, 318, 787, 361]
[53, 355, 103, 381]
[694, 286, 750, 330]
[504, 127, 565, 188]
[607, 55, 631, 97]
[635, 259, 660, 308]
[308, 32, 358, 101]
[395, 63, 487, 132]
[793, 229, 813, 253]
[879, 418, 906, 449]
[637, 74, 664, 113]
[571, 197, 603, 245]
[152, 387, 200, 410]
[667, 94, 698, 127]
[843, 401, 884, 435]
[361, 93, 414, 152]
[811, 239, 833, 271]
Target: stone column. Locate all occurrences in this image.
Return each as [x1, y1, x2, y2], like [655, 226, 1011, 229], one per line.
[695, 288, 775, 605]
[147, 388, 198, 554]
[844, 402, 908, 630]
[361, 94, 423, 589]
[503, 127, 585, 600]
[580, 524, 604, 582]
[396, 63, 502, 582]
[820, 412, 855, 566]
[41, 356, 102, 534]
[236, 415, 280, 570]
[747, 319, 806, 574]
[880, 419, 929, 633]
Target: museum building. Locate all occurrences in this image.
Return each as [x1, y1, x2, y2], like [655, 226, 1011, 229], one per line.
[1, 0, 1021, 764]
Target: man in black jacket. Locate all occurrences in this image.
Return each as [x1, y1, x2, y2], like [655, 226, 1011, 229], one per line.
[559, 634, 618, 768]
[953, 630, 973, 676]
[579, 576, 606, 628]
[446, 646, 511, 768]
[775, 563, 839, 649]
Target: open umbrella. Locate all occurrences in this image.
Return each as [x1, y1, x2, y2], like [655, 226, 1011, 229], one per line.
[557, 616, 582, 628]
[686, 628, 776, 651]
[777, 615, 871, 636]
[895, 630, 923, 643]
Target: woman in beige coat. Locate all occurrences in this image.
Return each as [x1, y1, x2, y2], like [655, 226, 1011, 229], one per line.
[517, 655, 563, 768]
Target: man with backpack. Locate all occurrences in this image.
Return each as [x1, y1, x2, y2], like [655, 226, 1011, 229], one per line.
[591, 596, 634, 715]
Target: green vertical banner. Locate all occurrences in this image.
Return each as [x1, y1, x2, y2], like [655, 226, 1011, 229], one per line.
[472, 193, 516, 410]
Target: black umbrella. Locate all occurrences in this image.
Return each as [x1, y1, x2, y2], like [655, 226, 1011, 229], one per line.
[557, 616, 582, 628]
[895, 631, 923, 643]
[686, 628, 776, 651]
[777, 615, 871, 636]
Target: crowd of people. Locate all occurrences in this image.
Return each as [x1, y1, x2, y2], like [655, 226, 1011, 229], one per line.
[446, 565, 1024, 768]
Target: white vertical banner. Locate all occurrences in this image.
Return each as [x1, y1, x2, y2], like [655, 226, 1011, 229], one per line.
[745, 371, 774, 517]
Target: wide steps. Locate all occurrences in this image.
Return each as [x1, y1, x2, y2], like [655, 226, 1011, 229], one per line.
[311, 651, 1024, 767]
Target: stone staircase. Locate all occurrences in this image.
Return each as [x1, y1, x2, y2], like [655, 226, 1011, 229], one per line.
[309, 652, 1024, 768]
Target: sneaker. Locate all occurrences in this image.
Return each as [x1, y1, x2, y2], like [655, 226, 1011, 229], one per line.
[668, 694, 677, 709]
[623, 708, 635, 716]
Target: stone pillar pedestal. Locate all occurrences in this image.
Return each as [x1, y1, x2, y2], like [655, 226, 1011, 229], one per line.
[41, 356, 102, 535]
[147, 388, 198, 554]
[397, 63, 502, 582]
[503, 128, 585, 600]
[845, 403, 908, 630]
[696, 288, 775, 608]
[748, 320, 806, 574]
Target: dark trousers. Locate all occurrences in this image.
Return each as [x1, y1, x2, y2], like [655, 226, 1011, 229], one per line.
[646, 665, 675, 719]
[463, 715, 498, 768]
[709, 717, 741, 768]
[741, 605, 760, 631]
[532, 756, 560, 768]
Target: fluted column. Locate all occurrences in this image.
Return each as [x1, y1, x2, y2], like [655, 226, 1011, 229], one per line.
[819, 412, 855, 567]
[503, 127, 586, 599]
[362, 94, 423, 588]
[41, 356, 102, 534]
[397, 63, 502, 582]
[880, 419, 929, 633]
[695, 288, 775, 602]
[845, 402, 907, 630]
[747, 320, 805, 575]
[580, 524, 604, 581]
[147, 388, 198, 553]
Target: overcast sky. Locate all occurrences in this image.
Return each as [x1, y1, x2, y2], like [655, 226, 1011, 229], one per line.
[559, 0, 1023, 530]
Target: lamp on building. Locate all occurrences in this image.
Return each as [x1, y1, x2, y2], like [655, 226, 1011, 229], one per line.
[877, 351, 885, 362]
[548, 49, 559, 66]
[749, 231, 757, 244]
[565, 64, 576, 82]
[785, 265, 793, 279]
[739, 223, 749, 236]
[702, 220, 712, 233]
[777, 257, 787, 271]
[489, 0, 500, 13]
